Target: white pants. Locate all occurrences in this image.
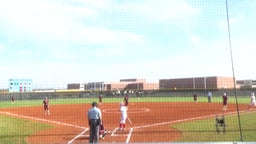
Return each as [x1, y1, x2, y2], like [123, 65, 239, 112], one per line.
[120, 115, 127, 124]
[250, 101, 256, 106]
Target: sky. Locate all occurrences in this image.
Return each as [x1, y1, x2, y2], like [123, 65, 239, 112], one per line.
[0, 0, 256, 89]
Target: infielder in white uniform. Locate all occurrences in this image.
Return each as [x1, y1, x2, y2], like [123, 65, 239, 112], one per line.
[249, 92, 256, 110]
[119, 102, 128, 130]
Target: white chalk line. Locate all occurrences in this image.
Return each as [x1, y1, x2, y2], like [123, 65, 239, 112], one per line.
[134, 109, 250, 129]
[69, 109, 253, 143]
[126, 128, 133, 143]
[0, 109, 250, 143]
[101, 109, 250, 143]
[0, 111, 86, 130]
[0, 111, 88, 144]
[67, 129, 88, 144]
[124, 109, 249, 143]
[111, 128, 118, 136]
[103, 108, 149, 113]
[0, 111, 133, 143]
[110, 127, 134, 143]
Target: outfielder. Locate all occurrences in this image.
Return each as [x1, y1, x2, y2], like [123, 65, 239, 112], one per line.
[248, 92, 256, 110]
[119, 102, 128, 130]
[222, 93, 228, 111]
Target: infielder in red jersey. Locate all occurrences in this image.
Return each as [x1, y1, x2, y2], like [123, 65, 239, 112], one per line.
[98, 95, 103, 104]
[193, 93, 198, 102]
[43, 97, 50, 115]
[11, 96, 15, 103]
[222, 93, 228, 111]
[124, 95, 129, 107]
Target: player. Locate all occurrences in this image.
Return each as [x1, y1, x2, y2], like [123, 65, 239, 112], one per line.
[193, 93, 198, 102]
[124, 95, 129, 107]
[119, 102, 128, 130]
[11, 96, 15, 104]
[215, 114, 226, 134]
[99, 95, 103, 104]
[43, 97, 50, 115]
[99, 122, 108, 139]
[222, 93, 228, 111]
[248, 92, 256, 110]
[207, 91, 212, 103]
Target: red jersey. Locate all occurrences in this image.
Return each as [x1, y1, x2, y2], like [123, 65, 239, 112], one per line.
[99, 95, 102, 102]
[223, 95, 228, 105]
[43, 99, 49, 110]
[11, 96, 15, 102]
[124, 96, 129, 106]
[193, 94, 198, 100]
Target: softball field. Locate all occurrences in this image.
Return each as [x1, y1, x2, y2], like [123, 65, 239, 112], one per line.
[0, 98, 250, 143]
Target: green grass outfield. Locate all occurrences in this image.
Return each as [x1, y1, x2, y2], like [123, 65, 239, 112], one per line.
[0, 96, 255, 143]
[0, 95, 251, 108]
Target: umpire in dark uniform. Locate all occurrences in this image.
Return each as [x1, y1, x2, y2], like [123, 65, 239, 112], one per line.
[88, 102, 102, 143]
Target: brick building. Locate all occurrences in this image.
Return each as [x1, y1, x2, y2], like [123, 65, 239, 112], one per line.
[68, 78, 159, 91]
[159, 76, 235, 90]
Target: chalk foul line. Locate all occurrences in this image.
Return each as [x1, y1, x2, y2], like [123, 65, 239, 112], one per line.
[134, 110, 249, 129]
[0, 111, 86, 130]
[67, 129, 88, 144]
[126, 128, 133, 143]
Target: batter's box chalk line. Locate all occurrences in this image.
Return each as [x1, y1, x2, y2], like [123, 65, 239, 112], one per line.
[111, 127, 133, 136]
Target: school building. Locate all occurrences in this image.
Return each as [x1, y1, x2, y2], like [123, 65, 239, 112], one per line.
[67, 78, 159, 91]
[159, 76, 235, 90]
[236, 79, 256, 89]
[67, 76, 247, 91]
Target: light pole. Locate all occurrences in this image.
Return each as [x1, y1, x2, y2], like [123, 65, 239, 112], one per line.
[193, 77, 195, 92]
[204, 77, 207, 95]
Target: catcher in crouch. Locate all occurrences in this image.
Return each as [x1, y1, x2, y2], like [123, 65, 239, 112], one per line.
[215, 115, 226, 134]
[99, 122, 107, 139]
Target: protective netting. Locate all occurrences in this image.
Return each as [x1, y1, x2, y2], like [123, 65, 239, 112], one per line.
[0, 0, 255, 143]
